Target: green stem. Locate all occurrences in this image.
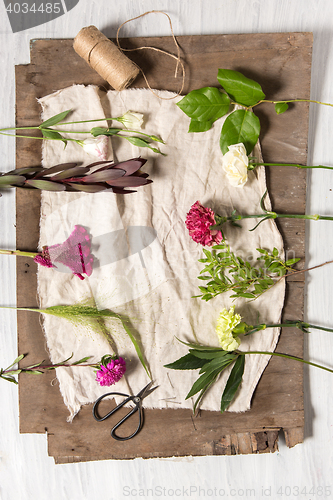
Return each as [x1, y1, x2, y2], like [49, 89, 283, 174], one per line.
[53, 117, 118, 126]
[251, 162, 333, 171]
[0, 126, 39, 132]
[3, 362, 98, 374]
[0, 131, 78, 142]
[238, 350, 333, 374]
[252, 98, 333, 109]
[0, 249, 38, 258]
[305, 323, 333, 333]
[231, 213, 333, 222]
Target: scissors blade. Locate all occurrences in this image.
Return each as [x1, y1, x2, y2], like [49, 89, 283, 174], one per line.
[136, 381, 158, 400]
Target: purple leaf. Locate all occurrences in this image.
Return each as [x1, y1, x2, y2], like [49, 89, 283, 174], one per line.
[0, 175, 26, 186]
[83, 169, 126, 183]
[66, 183, 107, 193]
[107, 177, 152, 187]
[114, 158, 147, 176]
[50, 166, 91, 180]
[34, 163, 78, 178]
[25, 180, 66, 191]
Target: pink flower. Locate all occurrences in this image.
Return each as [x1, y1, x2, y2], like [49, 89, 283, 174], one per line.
[81, 135, 109, 161]
[95, 357, 126, 386]
[185, 201, 223, 247]
[34, 225, 93, 280]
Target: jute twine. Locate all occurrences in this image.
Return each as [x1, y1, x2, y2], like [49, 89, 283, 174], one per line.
[73, 25, 140, 91]
[73, 11, 185, 99]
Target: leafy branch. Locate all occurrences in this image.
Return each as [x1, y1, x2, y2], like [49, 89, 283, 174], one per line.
[164, 338, 243, 414]
[195, 243, 300, 301]
[177, 68, 333, 156]
[0, 353, 94, 384]
[0, 109, 165, 155]
[165, 326, 333, 414]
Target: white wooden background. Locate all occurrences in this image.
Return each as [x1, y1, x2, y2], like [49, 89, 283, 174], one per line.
[1, 1, 333, 499]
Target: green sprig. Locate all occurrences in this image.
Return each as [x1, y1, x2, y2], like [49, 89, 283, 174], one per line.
[177, 68, 333, 156]
[165, 327, 333, 414]
[0, 353, 96, 385]
[3, 304, 151, 379]
[195, 243, 299, 302]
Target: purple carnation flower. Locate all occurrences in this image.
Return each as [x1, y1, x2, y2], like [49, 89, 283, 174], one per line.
[95, 357, 126, 386]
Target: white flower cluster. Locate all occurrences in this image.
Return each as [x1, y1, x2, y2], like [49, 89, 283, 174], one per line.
[216, 305, 242, 351]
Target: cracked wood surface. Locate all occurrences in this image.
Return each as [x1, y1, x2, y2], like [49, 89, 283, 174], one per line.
[15, 32, 311, 461]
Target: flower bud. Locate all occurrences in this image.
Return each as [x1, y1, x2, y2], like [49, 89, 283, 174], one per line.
[232, 322, 252, 335]
[117, 111, 144, 129]
[81, 135, 109, 160]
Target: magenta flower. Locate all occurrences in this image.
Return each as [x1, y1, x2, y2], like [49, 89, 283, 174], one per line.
[34, 225, 93, 280]
[185, 201, 223, 247]
[95, 356, 126, 386]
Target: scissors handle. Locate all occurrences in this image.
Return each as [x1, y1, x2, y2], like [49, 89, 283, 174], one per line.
[92, 391, 143, 441]
[92, 392, 130, 421]
[111, 404, 143, 441]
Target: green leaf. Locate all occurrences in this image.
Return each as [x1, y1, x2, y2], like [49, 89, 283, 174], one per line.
[39, 109, 72, 128]
[253, 284, 263, 294]
[41, 128, 66, 143]
[164, 353, 207, 371]
[186, 369, 221, 399]
[117, 316, 151, 379]
[25, 361, 44, 369]
[220, 354, 245, 412]
[189, 349, 229, 360]
[177, 87, 230, 127]
[4, 354, 25, 370]
[236, 292, 256, 299]
[25, 179, 66, 191]
[4, 370, 21, 376]
[199, 355, 236, 374]
[1, 375, 18, 384]
[72, 356, 92, 365]
[202, 248, 212, 259]
[0, 175, 26, 186]
[220, 109, 260, 155]
[285, 258, 300, 266]
[275, 102, 289, 114]
[91, 127, 121, 137]
[125, 136, 150, 148]
[188, 120, 214, 133]
[256, 248, 267, 255]
[217, 69, 265, 106]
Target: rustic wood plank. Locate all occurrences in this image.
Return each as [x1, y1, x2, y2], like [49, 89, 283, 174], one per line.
[16, 32, 311, 460]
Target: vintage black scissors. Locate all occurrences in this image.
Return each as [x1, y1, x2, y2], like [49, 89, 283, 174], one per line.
[92, 381, 158, 441]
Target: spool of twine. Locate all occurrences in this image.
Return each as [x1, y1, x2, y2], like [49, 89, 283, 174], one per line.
[73, 25, 140, 91]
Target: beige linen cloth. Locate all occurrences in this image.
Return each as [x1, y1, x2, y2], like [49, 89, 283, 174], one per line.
[37, 85, 285, 421]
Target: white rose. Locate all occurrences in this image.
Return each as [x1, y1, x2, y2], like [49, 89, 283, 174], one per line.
[81, 135, 109, 161]
[118, 111, 144, 129]
[222, 142, 249, 188]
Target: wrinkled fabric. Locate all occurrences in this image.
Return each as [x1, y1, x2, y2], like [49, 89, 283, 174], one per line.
[37, 85, 285, 420]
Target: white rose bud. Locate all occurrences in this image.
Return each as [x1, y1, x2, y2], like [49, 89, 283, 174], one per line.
[81, 135, 109, 161]
[222, 142, 249, 188]
[118, 111, 144, 129]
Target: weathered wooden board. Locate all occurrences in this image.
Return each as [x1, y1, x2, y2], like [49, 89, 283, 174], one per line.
[15, 32, 312, 462]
